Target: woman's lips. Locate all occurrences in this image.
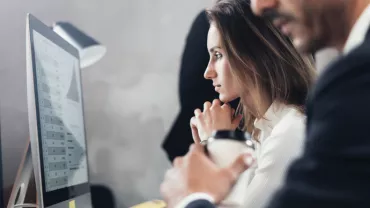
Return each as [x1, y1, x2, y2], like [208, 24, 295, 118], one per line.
[214, 84, 221, 92]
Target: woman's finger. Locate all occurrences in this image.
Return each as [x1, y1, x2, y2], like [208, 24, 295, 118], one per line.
[190, 116, 197, 127]
[191, 126, 201, 143]
[203, 101, 212, 112]
[212, 99, 221, 108]
[232, 114, 243, 129]
[221, 103, 231, 110]
[194, 108, 202, 117]
[190, 117, 201, 143]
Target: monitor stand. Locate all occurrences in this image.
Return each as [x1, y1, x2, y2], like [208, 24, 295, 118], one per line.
[7, 140, 38, 208]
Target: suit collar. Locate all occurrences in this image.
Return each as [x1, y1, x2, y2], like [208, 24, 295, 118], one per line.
[366, 26, 370, 41]
[343, 5, 370, 55]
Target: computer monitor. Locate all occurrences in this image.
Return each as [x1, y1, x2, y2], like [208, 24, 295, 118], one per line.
[26, 14, 92, 208]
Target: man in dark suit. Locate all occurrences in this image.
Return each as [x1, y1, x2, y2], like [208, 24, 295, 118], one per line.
[160, 0, 370, 207]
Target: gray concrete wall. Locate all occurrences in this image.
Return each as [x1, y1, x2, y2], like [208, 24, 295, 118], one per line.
[0, 0, 212, 207]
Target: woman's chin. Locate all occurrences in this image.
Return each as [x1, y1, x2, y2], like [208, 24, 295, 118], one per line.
[218, 94, 238, 103]
[219, 94, 233, 103]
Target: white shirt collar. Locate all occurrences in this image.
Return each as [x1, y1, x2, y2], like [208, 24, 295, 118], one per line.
[343, 4, 370, 55]
[254, 102, 290, 132]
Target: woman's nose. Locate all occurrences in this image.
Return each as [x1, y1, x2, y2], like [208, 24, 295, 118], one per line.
[204, 64, 216, 80]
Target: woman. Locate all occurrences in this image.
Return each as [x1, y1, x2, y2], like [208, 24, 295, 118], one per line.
[190, 0, 316, 207]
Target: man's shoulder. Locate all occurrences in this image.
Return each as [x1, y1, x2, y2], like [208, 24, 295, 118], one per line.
[333, 43, 370, 73]
[344, 39, 370, 65]
[313, 41, 370, 96]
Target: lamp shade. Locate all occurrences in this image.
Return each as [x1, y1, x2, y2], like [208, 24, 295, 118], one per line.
[52, 22, 107, 68]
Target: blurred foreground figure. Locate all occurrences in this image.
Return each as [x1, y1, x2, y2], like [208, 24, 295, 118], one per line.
[251, 0, 370, 207]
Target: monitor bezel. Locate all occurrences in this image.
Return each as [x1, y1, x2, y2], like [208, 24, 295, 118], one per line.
[26, 13, 91, 207]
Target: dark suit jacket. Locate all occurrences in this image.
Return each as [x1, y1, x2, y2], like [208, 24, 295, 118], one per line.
[266, 28, 370, 208]
[185, 29, 370, 208]
[162, 10, 218, 162]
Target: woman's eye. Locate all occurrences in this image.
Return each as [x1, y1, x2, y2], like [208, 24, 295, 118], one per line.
[214, 52, 222, 60]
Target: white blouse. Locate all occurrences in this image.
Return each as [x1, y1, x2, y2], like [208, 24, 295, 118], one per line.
[175, 102, 306, 208]
[243, 102, 306, 208]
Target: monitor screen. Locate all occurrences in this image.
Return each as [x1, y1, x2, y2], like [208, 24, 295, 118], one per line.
[32, 30, 88, 192]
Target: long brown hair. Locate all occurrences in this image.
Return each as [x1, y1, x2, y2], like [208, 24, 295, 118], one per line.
[207, 0, 315, 139]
